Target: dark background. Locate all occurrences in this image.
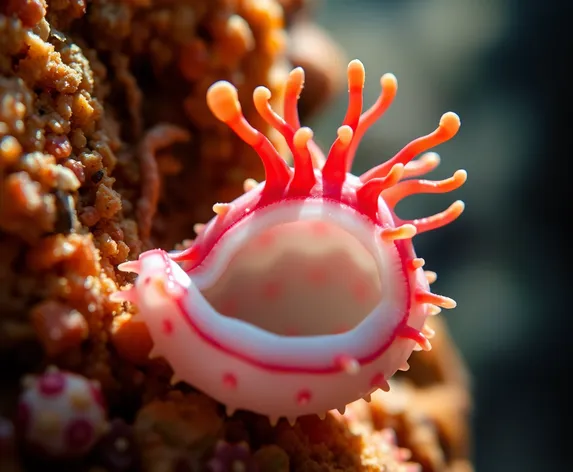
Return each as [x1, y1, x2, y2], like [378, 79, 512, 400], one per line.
[309, 1, 570, 470]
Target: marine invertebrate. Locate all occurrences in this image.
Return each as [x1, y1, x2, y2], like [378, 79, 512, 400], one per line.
[113, 59, 466, 424]
[16, 366, 108, 457]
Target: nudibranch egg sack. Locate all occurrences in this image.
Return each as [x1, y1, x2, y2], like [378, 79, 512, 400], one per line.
[112, 59, 467, 424]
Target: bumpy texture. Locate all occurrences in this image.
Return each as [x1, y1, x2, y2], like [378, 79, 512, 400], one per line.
[0, 0, 471, 471]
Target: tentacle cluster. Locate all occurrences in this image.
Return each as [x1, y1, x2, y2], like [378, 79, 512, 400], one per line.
[111, 60, 467, 420]
[173, 60, 465, 267]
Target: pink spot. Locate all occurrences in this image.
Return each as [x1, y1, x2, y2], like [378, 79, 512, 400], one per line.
[89, 382, 105, 408]
[307, 267, 327, 285]
[296, 389, 312, 405]
[162, 318, 174, 335]
[222, 373, 237, 389]
[262, 281, 282, 300]
[335, 354, 360, 374]
[352, 281, 370, 302]
[311, 221, 329, 236]
[38, 371, 66, 396]
[65, 418, 94, 451]
[143, 277, 151, 285]
[257, 232, 275, 247]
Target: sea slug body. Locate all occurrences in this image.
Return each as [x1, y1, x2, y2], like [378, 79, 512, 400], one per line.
[112, 60, 467, 425]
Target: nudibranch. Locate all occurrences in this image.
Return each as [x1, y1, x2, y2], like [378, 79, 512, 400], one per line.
[112, 60, 467, 424]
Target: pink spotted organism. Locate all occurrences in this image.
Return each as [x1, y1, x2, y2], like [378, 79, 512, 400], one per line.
[113, 59, 467, 425]
[16, 366, 108, 457]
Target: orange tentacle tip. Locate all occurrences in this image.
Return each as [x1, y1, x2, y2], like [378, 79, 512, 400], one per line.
[115, 59, 467, 421]
[206, 81, 242, 123]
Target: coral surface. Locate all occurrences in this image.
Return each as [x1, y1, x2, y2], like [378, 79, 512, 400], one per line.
[0, 0, 471, 471]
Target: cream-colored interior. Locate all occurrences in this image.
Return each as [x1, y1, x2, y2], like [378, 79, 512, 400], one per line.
[201, 219, 382, 336]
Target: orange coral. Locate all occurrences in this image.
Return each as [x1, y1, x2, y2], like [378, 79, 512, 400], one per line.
[30, 300, 89, 357]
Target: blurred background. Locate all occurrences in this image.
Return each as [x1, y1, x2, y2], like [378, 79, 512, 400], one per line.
[305, 0, 569, 471]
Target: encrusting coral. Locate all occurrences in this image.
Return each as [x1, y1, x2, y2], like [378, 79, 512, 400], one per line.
[0, 0, 472, 471]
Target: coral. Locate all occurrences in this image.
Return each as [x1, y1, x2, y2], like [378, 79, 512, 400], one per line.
[0, 0, 472, 470]
[0, 2, 132, 391]
[129, 394, 423, 472]
[133, 391, 223, 471]
[397, 317, 472, 467]
[272, 414, 421, 472]
[31, 299, 90, 357]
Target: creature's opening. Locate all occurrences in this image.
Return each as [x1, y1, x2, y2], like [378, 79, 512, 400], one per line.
[201, 220, 383, 336]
